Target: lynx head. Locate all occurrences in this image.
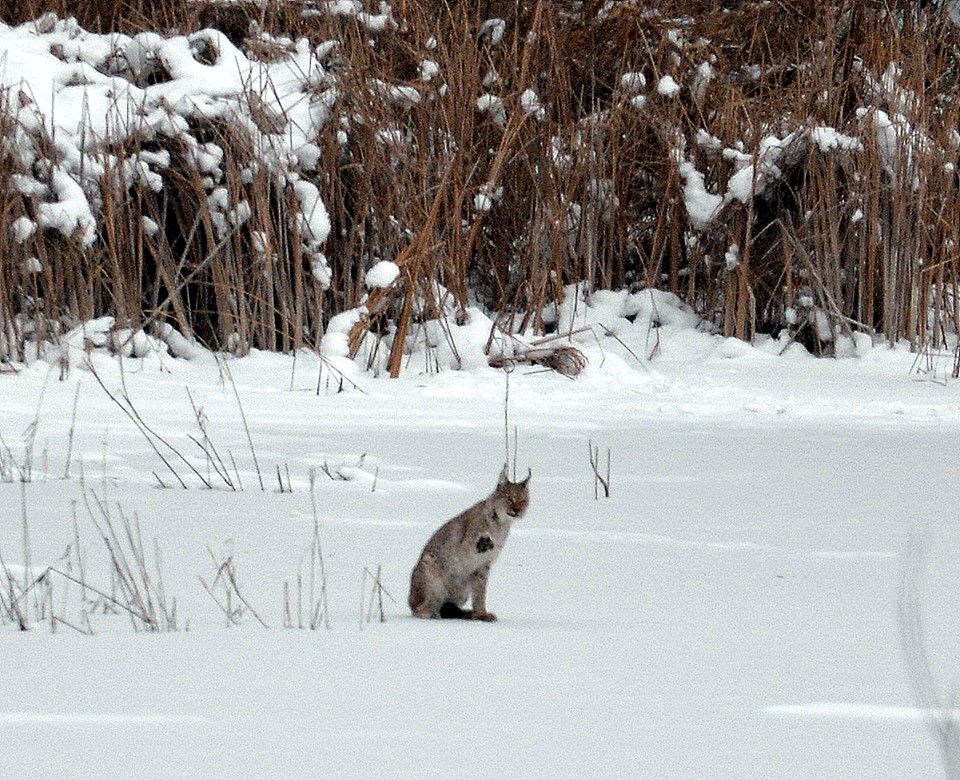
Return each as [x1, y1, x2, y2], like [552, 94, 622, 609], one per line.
[494, 466, 531, 519]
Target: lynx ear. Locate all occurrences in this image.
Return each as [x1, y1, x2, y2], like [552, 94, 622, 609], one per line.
[497, 465, 509, 488]
[520, 468, 532, 486]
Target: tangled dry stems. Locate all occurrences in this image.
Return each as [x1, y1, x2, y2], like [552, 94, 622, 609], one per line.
[0, 2, 958, 368]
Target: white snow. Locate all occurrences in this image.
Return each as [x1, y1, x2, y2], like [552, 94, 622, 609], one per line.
[696, 128, 723, 152]
[809, 126, 863, 153]
[364, 260, 401, 289]
[856, 107, 929, 177]
[814, 308, 834, 341]
[474, 192, 493, 212]
[725, 243, 740, 271]
[656, 74, 681, 97]
[370, 79, 421, 108]
[324, 1, 394, 31]
[1, 10, 959, 779]
[619, 71, 646, 92]
[141, 216, 160, 236]
[476, 93, 507, 126]
[679, 161, 723, 228]
[724, 133, 794, 204]
[36, 167, 97, 246]
[766, 703, 960, 722]
[472, 183, 501, 215]
[310, 255, 332, 287]
[321, 306, 364, 363]
[520, 89, 546, 120]
[326, 1, 360, 16]
[0, 17, 336, 250]
[156, 322, 197, 359]
[479, 18, 506, 45]
[0, 325, 959, 777]
[293, 179, 331, 246]
[11, 216, 36, 243]
[418, 59, 439, 81]
[692, 60, 714, 101]
[109, 328, 153, 358]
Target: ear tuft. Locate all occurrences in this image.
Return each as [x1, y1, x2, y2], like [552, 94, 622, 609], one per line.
[521, 468, 532, 486]
[497, 464, 509, 488]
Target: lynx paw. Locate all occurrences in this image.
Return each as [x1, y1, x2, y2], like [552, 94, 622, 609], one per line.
[439, 602, 474, 619]
[472, 610, 497, 622]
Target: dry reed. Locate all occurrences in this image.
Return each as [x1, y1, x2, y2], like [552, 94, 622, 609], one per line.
[0, 2, 957, 369]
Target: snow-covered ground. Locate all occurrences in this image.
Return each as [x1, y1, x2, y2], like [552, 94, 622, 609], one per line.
[1, 333, 959, 778]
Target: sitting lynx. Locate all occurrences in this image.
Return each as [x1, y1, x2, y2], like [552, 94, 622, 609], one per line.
[409, 467, 531, 621]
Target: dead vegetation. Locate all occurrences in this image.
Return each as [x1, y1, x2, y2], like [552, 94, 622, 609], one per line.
[0, 1, 958, 372]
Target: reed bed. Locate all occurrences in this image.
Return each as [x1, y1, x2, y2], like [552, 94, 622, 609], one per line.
[0, 1, 957, 369]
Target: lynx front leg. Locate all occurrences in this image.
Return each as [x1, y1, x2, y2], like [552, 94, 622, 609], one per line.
[470, 564, 496, 621]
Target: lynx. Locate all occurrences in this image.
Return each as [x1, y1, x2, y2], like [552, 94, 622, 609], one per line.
[408, 467, 531, 621]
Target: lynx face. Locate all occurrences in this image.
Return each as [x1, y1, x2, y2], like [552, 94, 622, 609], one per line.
[496, 469, 531, 518]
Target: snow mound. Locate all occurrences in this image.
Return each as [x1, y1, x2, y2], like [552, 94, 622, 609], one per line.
[315, 274, 881, 382]
[319, 280, 823, 382]
[364, 261, 401, 289]
[678, 163, 722, 228]
[0, 16, 334, 281]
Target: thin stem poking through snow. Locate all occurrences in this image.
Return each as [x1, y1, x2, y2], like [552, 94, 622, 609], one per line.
[898, 531, 960, 778]
[217, 356, 265, 491]
[588, 440, 611, 500]
[63, 379, 81, 479]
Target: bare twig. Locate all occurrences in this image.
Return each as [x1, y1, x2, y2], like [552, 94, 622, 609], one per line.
[588, 440, 611, 499]
[217, 356, 264, 491]
[63, 379, 82, 479]
[899, 532, 960, 778]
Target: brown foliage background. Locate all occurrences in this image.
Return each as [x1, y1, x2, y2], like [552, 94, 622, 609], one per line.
[0, 1, 958, 362]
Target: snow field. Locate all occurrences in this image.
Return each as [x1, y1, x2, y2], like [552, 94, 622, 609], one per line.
[0, 340, 959, 776]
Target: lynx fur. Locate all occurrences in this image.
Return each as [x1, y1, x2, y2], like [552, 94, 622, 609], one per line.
[409, 467, 530, 621]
